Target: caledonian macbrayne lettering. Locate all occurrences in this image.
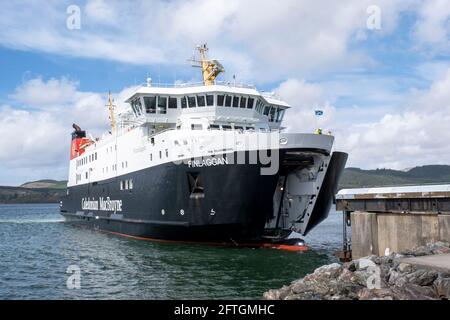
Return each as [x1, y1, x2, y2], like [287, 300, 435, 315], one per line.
[81, 197, 123, 213]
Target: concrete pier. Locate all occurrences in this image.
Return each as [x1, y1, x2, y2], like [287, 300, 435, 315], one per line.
[336, 185, 450, 259]
[350, 211, 450, 259]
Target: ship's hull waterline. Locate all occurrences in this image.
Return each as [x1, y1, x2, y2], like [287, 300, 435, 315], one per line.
[61, 150, 290, 243]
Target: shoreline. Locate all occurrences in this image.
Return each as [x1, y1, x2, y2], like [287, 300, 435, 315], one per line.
[264, 241, 450, 300]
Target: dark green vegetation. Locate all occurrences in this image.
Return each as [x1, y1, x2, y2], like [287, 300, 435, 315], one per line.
[0, 180, 66, 204]
[339, 165, 450, 189]
[1, 165, 449, 203]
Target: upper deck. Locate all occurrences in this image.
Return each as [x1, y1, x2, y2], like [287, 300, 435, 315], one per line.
[119, 81, 290, 131]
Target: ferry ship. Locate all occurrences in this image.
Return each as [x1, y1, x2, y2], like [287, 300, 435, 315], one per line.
[60, 44, 347, 246]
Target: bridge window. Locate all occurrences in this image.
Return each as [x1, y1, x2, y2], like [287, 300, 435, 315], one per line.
[222, 125, 232, 131]
[255, 100, 263, 113]
[136, 98, 143, 115]
[157, 96, 167, 114]
[247, 98, 254, 109]
[269, 107, 276, 122]
[197, 95, 205, 107]
[240, 97, 247, 108]
[144, 96, 156, 114]
[188, 96, 196, 108]
[209, 124, 220, 130]
[181, 96, 187, 109]
[168, 97, 177, 109]
[131, 98, 139, 116]
[276, 108, 286, 122]
[263, 105, 271, 116]
[225, 95, 232, 107]
[217, 95, 225, 106]
[191, 124, 203, 130]
[206, 94, 214, 106]
[232, 96, 239, 108]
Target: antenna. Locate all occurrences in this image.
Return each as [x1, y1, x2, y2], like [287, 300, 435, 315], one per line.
[106, 91, 117, 135]
[158, 65, 161, 86]
[187, 43, 225, 86]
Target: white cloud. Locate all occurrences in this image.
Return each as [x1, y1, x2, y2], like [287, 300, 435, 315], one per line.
[85, 0, 118, 25]
[0, 77, 133, 185]
[0, 0, 417, 83]
[275, 79, 335, 133]
[276, 69, 450, 170]
[413, 0, 450, 53]
[11, 77, 79, 108]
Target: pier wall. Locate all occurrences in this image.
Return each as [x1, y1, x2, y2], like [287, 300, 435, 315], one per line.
[351, 212, 450, 259]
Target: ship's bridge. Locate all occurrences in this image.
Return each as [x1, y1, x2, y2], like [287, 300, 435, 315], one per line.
[123, 82, 290, 133]
[113, 44, 290, 135]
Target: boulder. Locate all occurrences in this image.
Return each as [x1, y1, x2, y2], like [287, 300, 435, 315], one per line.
[429, 241, 450, 253]
[405, 270, 438, 286]
[262, 285, 291, 300]
[263, 241, 448, 300]
[388, 270, 401, 286]
[358, 288, 395, 300]
[310, 263, 342, 279]
[397, 283, 438, 300]
[398, 263, 413, 273]
[434, 278, 450, 299]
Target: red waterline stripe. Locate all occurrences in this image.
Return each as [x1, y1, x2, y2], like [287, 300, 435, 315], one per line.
[100, 229, 308, 252]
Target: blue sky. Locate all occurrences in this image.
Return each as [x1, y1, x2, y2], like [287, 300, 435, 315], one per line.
[0, 0, 449, 185]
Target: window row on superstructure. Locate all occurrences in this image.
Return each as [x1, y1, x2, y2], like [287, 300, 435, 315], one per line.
[76, 152, 97, 168]
[129, 94, 286, 123]
[255, 100, 285, 122]
[149, 148, 169, 162]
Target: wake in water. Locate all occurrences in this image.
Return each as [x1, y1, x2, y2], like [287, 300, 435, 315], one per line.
[0, 219, 64, 223]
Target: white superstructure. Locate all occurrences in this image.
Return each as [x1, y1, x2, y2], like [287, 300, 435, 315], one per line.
[68, 82, 291, 187]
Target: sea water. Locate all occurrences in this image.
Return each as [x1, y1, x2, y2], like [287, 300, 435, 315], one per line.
[0, 203, 343, 299]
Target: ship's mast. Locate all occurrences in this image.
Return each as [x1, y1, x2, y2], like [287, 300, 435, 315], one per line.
[106, 91, 117, 135]
[189, 44, 225, 86]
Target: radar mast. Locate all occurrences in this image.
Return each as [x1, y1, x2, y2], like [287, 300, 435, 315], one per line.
[106, 91, 117, 135]
[188, 44, 225, 86]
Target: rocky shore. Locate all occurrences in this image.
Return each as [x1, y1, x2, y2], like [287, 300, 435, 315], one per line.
[263, 242, 450, 300]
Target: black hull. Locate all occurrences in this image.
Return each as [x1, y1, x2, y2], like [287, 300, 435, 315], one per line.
[61, 151, 281, 243]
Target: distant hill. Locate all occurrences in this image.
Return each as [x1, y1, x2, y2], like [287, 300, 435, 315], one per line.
[0, 179, 67, 204]
[20, 179, 67, 189]
[339, 165, 450, 189]
[0, 186, 66, 204]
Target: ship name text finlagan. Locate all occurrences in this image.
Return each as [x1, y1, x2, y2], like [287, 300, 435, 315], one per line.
[187, 157, 228, 168]
[81, 197, 123, 213]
